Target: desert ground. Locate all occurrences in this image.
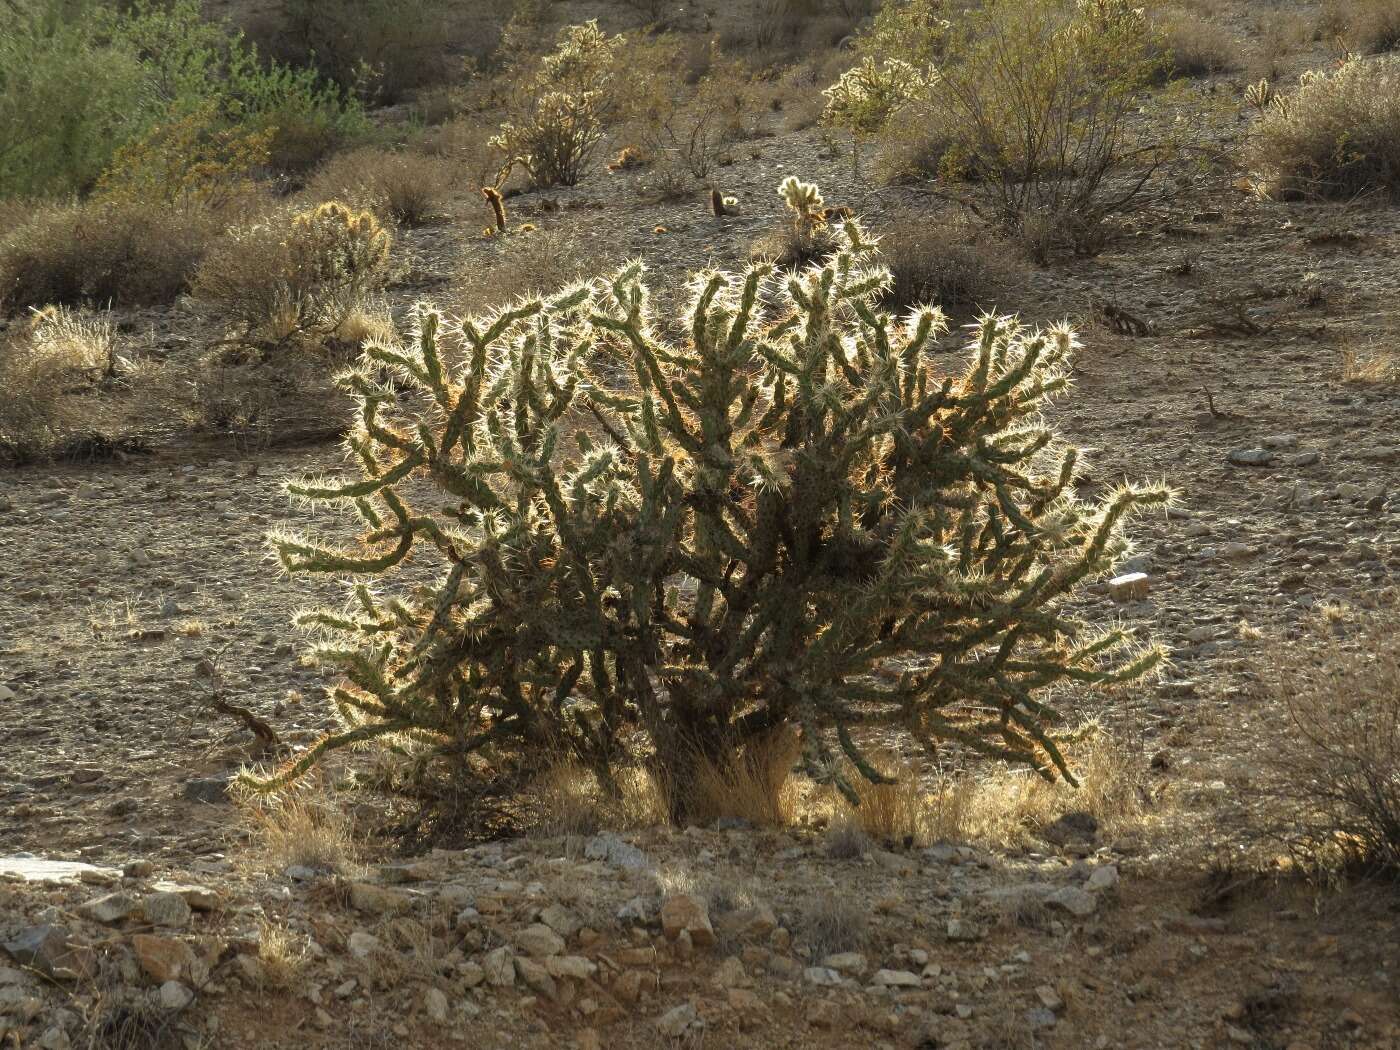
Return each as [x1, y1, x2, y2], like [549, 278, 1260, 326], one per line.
[1, 0, 1398, 1048]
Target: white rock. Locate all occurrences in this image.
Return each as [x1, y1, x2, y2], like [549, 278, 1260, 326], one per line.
[1087, 865, 1120, 891]
[515, 924, 565, 958]
[347, 931, 380, 959]
[483, 946, 515, 987]
[821, 952, 868, 976]
[423, 986, 448, 1023]
[803, 966, 843, 986]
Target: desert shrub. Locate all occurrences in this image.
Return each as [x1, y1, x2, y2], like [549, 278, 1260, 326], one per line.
[278, 0, 456, 103]
[192, 201, 392, 350]
[307, 148, 455, 225]
[244, 178, 1169, 824]
[629, 52, 764, 182]
[1250, 56, 1400, 200]
[680, 729, 802, 827]
[0, 199, 217, 313]
[799, 898, 868, 958]
[864, 0, 1169, 253]
[1148, 9, 1243, 78]
[0, 306, 121, 462]
[880, 213, 1021, 314]
[1252, 604, 1400, 877]
[491, 21, 627, 188]
[1319, 0, 1400, 55]
[94, 101, 273, 207]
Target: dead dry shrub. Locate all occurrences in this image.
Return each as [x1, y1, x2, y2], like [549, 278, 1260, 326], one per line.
[1149, 9, 1243, 77]
[1250, 55, 1400, 200]
[1319, 0, 1400, 54]
[306, 147, 456, 226]
[1251, 604, 1400, 878]
[255, 919, 310, 990]
[880, 212, 1022, 315]
[0, 307, 123, 463]
[0, 199, 217, 314]
[1341, 343, 1400, 384]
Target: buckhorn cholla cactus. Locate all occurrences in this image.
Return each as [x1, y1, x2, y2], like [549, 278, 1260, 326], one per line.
[252, 181, 1169, 817]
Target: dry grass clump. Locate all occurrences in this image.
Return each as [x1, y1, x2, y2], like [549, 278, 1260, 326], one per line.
[0, 306, 123, 462]
[1149, 9, 1243, 78]
[823, 729, 1149, 852]
[239, 779, 361, 876]
[457, 227, 615, 314]
[679, 728, 802, 827]
[255, 920, 310, 991]
[798, 896, 868, 960]
[529, 760, 668, 837]
[0, 199, 217, 314]
[1251, 603, 1400, 878]
[1341, 343, 1400, 384]
[306, 147, 456, 226]
[879, 212, 1021, 315]
[1250, 55, 1400, 200]
[1319, 0, 1400, 54]
[960, 728, 1149, 849]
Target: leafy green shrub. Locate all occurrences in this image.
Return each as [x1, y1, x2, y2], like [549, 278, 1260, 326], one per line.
[0, 0, 363, 198]
[94, 101, 273, 207]
[246, 179, 1168, 822]
[0, 199, 217, 313]
[192, 201, 392, 350]
[1250, 56, 1400, 200]
[307, 148, 456, 226]
[491, 21, 627, 188]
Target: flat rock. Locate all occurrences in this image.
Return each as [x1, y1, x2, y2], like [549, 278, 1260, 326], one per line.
[142, 892, 192, 928]
[0, 856, 120, 885]
[158, 980, 194, 1011]
[1228, 448, 1274, 467]
[583, 833, 649, 871]
[348, 882, 412, 916]
[871, 969, 922, 988]
[515, 923, 565, 958]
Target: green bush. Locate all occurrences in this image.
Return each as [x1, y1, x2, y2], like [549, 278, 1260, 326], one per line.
[0, 0, 364, 199]
[854, 0, 1169, 255]
[278, 0, 457, 104]
[246, 179, 1169, 821]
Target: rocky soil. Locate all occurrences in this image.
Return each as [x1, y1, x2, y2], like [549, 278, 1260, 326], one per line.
[3, 0, 1400, 1046]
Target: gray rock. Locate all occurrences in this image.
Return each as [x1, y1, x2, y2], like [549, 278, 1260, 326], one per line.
[1, 926, 91, 981]
[1227, 448, 1274, 467]
[157, 980, 193, 1011]
[656, 1003, 701, 1039]
[871, 969, 921, 988]
[1025, 1007, 1058, 1030]
[142, 892, 192, 929]
[181, 778, 229, 805]
[583, 832, 649, 871]
[80, 892, 138, 925]
[515, 924, 565, 958]
[804, 966, 843, 986]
